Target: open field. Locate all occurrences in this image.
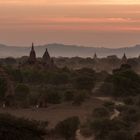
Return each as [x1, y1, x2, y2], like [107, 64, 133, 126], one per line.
[0, 98, 103, 128]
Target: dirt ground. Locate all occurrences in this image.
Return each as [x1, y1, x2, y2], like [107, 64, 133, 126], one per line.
[0, 98, 103, 128]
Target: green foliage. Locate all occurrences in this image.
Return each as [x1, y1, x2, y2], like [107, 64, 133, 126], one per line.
[15, 84, 30, 107]
[72, 68, 95, 91]
[0, 113, 46, 140]
[15, 84, 30, 100]
[4, 57, 17, 65]
[2, 66, 97, 106]
[123, 97, 134, 105]
[93, 107, 110, 118]
[74, 75, 94, 90]
[22, 69, 44, 84]
[11, 69, 23, 83]
[112, 70, 140, 97]
[21, 69, 71, 85]
[96, 82, 114, 96]
[47, 91, 61, 104]
[55, 116, 80, 140]
[103, 101, 115, 111]
[73, 90, 87, 105]
[122, 106, 140, 123]
[41, 86, 62, 104]
[89, 119, 130, 140]
[100, 69, 140, 98]
[108, 130, 133, 140]
[5, 67, 23, 83]
[0, 77, 7, 99]
[76, 68, 95, 78]
[46, 72, 70, 85]
[64, 90, 74, 101]
[29, 92, 41, 106]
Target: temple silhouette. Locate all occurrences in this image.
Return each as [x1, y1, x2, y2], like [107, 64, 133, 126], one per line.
[21, 43, 55, 69]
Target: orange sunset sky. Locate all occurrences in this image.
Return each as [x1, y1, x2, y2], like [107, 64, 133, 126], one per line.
[0, 0, 140, 47]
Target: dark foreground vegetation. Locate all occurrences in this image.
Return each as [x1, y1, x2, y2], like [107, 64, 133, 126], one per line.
[2, 66, 98, 107]
[0, 113, 80, 140]
[1, 59, 140, 139]
[0, 113, 47, 140]
[81, 64, 140, 140]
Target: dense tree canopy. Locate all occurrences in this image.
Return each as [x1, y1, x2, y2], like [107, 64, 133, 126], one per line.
[0, 114, 47, 140]
[0, 77, 7, 99]
[55, 116, 80, 140]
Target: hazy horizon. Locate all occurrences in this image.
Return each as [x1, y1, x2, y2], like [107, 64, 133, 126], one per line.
[1, 42, 140, 49]
[0, 0, 140, 48]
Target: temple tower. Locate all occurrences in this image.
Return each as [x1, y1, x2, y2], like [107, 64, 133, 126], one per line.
[93, 53, 98, 61]
[121, 53, 127, 64]
[42, 48, 53, 68]
[28, 43, 36, 64]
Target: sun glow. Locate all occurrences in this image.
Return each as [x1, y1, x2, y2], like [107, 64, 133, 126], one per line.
[0, 0, 140, 47]
[0, 0, 140, 5]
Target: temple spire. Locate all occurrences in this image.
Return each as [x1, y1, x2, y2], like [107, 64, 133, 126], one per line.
[28, 43, 36, 64]
[94, 53, 97, 59]
[93, 53, 98, 63]
[32, 42, 34, 50]
[42, 48, 51, 65]
[42, 48, 54, 68]
[121, 53, 127, 64]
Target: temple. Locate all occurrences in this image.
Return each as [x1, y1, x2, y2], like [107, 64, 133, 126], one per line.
[93, 53, 98, 61]
[28, 43, 37, 64]
[42, 48, 53, 68]
[21, 43, 55, 69]
[121, 53, 128, 65]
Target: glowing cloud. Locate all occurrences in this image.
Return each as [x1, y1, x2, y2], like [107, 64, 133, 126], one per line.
[0, 0, 140, 5]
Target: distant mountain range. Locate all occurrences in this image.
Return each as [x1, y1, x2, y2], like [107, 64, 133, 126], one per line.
[0, 43, 140, 58]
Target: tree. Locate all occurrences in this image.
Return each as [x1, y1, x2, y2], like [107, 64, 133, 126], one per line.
[15, 84, 30, 107]
[5, 67, 23, 83]
[47, 91, 61, 104]
[0, 77, 7, 100]
[4, 57, 17, 65]
[89, 119, 130, 140]
[55, 116, 80, 140]
[108, 130, 133, 140]
[122, 107, 140, 123]
[123, 97, 134, 105]
[64, 90, 74, 101]
[93, 107, 110, 118]
[73, 91, 87, 105]
[0, 113, 46, 140]
[107, 69, 140, 97]
[103, 101, 115, 111]
[74, 75, 94, 91]
[49, 72, 70, 85]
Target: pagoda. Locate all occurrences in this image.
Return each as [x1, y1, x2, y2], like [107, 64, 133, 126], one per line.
[28, 43, 37, 64]
[42, 48, 54, 68]
[121, 53, 128, 64]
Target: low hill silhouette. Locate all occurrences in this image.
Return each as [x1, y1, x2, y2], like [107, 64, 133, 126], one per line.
[0, 43, 140, 58]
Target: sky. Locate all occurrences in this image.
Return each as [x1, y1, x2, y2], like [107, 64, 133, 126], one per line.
[0, 0, 140, 48]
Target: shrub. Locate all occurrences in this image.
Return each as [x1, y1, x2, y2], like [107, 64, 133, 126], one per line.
[103, 101, 115, 111]
[55, 116, 80, 140]
[93, 107, 110, 118]
[74, 75, 95, 91]
[47, 92, 61, 104]
[123, 97, 134, 105]
[0, 77, 7, 100]
[64, 90, 74, 101]
[73, 91, 87, 105]
[0, 113, 47, 140]
[15, 84, 30, 107]
[108, 130, 133, 140]
[89, 118, 130, 140]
